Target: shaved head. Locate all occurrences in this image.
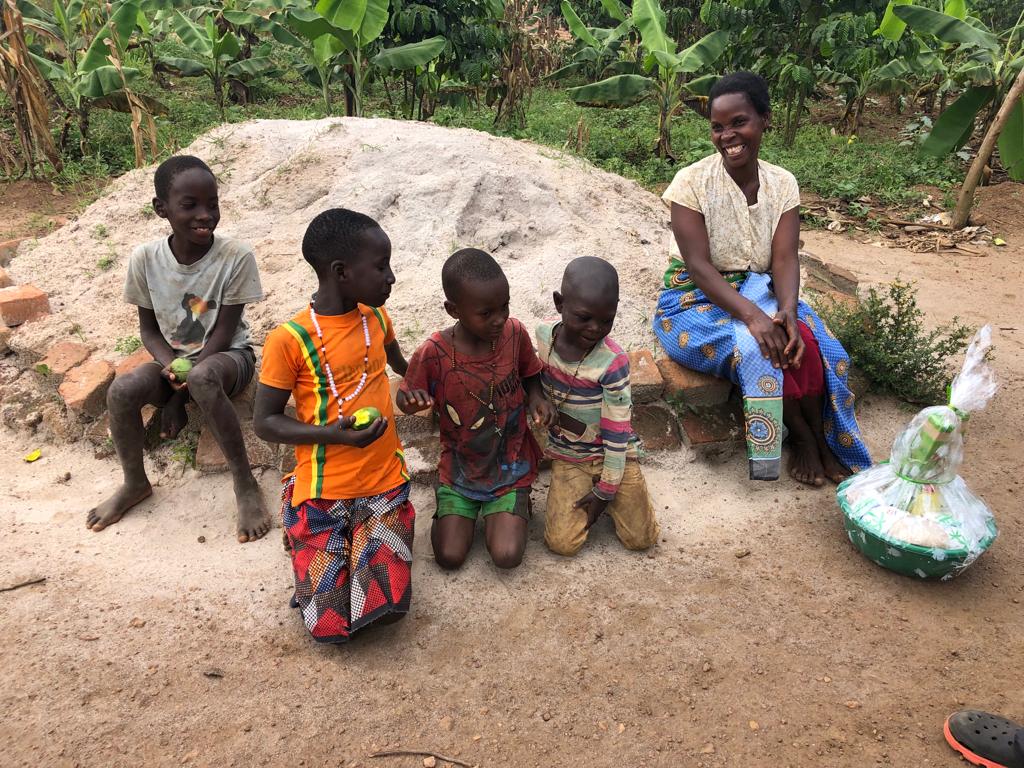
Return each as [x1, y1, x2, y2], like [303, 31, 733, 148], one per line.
[561, 256, 619, 304]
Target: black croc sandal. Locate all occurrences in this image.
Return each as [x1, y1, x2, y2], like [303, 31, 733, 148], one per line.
[945, 710, 1024, 768]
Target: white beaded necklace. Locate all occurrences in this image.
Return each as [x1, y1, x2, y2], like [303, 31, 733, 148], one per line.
[308, 301, 371, 420]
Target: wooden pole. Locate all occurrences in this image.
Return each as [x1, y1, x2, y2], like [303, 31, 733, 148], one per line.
[952, 65, 1024, 229]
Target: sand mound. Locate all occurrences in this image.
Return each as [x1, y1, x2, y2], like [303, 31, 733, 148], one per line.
[8, 118, 670, 359]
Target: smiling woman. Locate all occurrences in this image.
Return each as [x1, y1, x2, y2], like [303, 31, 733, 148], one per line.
[651, 71, 872, 487]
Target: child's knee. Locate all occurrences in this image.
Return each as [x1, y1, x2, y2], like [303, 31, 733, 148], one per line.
[619, 519, 660, 551]
[185, 362, 222, 397]
[106, 371, 152, 413]
[488, 541, 524, 569]
[432, 538, 469, 570]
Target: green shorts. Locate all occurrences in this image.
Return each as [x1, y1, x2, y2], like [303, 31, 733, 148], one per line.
[434, 485, 531, 521]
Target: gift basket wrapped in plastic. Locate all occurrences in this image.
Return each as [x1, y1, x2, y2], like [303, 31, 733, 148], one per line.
[837, 325, 998, 580]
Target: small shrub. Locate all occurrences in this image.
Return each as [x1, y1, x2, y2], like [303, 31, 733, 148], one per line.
[114, 335, 143, 355]
[97, 254, 115, 270]
[92, 224, 109, 239]
[816, 279, 973, 404]
[170, 432, 198, 469]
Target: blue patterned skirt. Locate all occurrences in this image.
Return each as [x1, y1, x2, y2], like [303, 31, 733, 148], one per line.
[653, 270, 872, 480]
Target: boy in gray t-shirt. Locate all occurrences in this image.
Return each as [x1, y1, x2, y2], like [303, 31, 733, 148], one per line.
[86, 155, 272, 544]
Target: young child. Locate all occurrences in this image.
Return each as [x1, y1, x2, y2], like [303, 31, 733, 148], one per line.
[86, 155, 270, 543]
[397, 248, 555, 570]
[537, 256, 659, 556]
[253, 208, 415, 643]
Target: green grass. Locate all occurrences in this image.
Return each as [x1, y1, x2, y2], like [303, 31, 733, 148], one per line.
[114, 335, 143, 355]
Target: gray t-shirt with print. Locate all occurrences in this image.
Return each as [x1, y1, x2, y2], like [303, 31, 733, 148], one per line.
[123, 234, 263, 360]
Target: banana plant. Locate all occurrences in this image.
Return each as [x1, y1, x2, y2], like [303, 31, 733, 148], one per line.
[160, 10, 275, 118]
[563, 0, 727, 159]
[18, 0, 163, 162]
[882, 2, 1024, 180]
[371, 35, 446, 118]
[550, 0, 635, 82]
[272, 0, 389, 117]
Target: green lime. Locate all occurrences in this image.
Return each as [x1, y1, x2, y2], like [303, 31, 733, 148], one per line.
[169, 358, 193, 382]
[351, 406, 382, 430]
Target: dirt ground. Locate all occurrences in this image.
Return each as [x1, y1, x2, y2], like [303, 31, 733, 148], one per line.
[2, 161, 1023, 767]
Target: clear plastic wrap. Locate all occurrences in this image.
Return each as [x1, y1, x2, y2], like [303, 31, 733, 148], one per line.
[837, 326, 999, 577]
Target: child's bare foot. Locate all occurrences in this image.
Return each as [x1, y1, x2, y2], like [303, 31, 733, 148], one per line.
[819, 445, 851, 484]
[788, 439, 825, 487]
[160, 391, 189, 440]
[236, 480, 272, 543]
[86, 481, 153, 531]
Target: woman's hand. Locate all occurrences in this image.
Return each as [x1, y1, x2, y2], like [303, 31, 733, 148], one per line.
[744, 310, 792, 369]
[773, 309, 806, 368]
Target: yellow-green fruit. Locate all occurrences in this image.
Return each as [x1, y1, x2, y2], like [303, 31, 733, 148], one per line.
[351, 406, 382, 430]
[169, 358, 193, 382]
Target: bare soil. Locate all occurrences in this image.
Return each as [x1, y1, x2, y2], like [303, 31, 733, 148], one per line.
[1, 123, 1023, 768]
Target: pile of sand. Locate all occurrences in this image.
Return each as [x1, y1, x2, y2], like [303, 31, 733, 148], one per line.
[8, 117, 671, 359]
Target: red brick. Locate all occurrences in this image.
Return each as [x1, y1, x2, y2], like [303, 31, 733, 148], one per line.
[0, 237, 28, 267]
[656, 358, 733, 408]
[632, 403, 682, 451]
[800, 250, 858, 296]
[38, 341, 93, 383]
[59, 359, 115, 417]
[628, 349, 664, 404]
[114, 348, 154, 378]
[0, 285, 50, 327]
[196, 416, 279, 473]
[677, 398, 744, 457]
[0, 267, 11, 289]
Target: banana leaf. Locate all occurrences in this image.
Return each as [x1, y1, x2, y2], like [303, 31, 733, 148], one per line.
[567, 74, 656, 107]
[158, 55, 208, 76]
[921, 85, 995, 156]
[172, 11, 213, 58]
[560, 1, 600, 48]
[372, 36, 445, 70]
[944, 0, 966, 20]
[93, 90, 168, 115]
[79, 0, 141, 74]
[675, 29, 728, 73]
[685, 72, 718, 96]
[876, 0, 911, 41]
[998, 97, 1024, 181]
[77, 64, 142, 98]
[222, 10, 262, 27]
[632, 0, 672, 55]
[599, 0, 626, 23]
[893, 5, 999, 52]
[225, 56, 276, 77]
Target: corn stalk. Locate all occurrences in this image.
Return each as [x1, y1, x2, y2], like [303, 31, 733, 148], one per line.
[0, 0, 61, 177]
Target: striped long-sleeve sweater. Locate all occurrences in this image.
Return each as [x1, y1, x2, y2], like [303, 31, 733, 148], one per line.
[536, 321, 640, 500]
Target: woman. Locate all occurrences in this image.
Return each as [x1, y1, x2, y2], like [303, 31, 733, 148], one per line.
[653, 71, 870, 485]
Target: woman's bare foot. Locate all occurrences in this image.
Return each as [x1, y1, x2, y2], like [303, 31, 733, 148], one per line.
[818, 443, 851, 484]
[160, 391, 189, 440]
[788, 438, 825, 487]
[86, 481, 153, 531]
[235, 480, 272, 543]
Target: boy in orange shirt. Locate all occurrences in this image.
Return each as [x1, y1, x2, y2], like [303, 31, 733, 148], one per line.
[254, 209, 413, 643]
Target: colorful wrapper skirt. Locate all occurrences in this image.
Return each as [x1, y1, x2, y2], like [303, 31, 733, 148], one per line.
[281, 476, 415, 643]
[653, 270, 872, 480]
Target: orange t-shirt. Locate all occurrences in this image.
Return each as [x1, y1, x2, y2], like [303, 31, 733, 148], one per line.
[259, 304, 408, 506]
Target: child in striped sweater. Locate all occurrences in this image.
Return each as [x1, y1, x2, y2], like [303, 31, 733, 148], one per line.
[536, 257, 660, 556]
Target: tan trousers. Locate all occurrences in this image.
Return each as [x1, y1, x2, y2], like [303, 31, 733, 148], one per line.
[544, 459, 660, 557]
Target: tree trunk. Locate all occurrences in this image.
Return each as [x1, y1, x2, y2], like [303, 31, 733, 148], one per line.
[952, 66, 1024, 229]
